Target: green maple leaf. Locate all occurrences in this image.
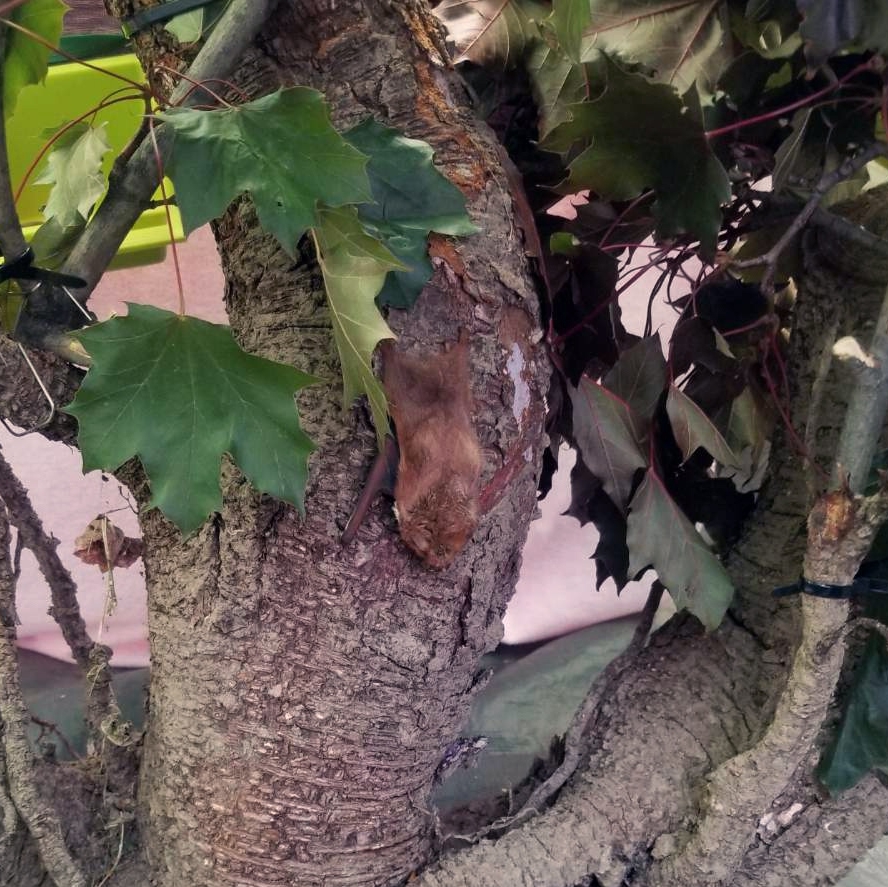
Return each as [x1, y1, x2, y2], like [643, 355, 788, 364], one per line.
[66, 305, 316, 534]
[529, 1, 730, 137]
[343, 118, 477, 308]
[582, 0, 730, 97]
[545, 0, 592, 63]
[603, 335, 667, 438]
[35, 122, 111, 226]
[312, 205, 404, 445]
[165, 9, 204, 42]
[542, 53, 730, 253]
[3, 0, 67, 119]
[157, 88, 372, 253]
[627, 468, 733, 630]
[819, 629, 888, 793]
[527, 39, 597, 137]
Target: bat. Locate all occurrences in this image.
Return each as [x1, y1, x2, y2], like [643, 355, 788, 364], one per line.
[343, 335, 482, 569]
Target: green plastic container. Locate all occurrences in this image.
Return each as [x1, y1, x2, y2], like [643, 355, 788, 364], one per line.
[7, 52, 184, 269]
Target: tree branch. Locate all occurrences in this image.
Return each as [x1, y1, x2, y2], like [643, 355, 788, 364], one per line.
[833, 275, 888, 491]
[63, 0, 279, 295]
[649, 215, 888, 887]
[734, 142, 888, 295]
[0, 22, 28, 265]
[0, 449, 118, 745]
[455, 583, 665, 840]
[0, 501, 87, 887]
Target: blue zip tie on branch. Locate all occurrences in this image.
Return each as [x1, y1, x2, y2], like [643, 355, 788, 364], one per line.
[774, 575, 888, 599]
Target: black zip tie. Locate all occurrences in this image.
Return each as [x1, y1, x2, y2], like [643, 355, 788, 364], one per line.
[774, 575, 888, 599]
[0, 248, 86, 289]
[121, 0, 220, 37]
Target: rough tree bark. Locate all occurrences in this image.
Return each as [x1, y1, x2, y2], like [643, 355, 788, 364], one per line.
[2, 3, 888, 886]
[413, 195, 888, 887]
[107, 2, 548, 885]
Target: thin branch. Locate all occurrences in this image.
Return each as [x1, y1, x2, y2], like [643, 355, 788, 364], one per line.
[650, 206, 888, 887]
[0, 502, 87, 887]
[452, 583, 665, 841]
[740, 194, 888, 264]
[0, 449, 116, 741]
[0, 21, 28, 263]
[63, 0, 280, 294]
[734, 142, 888, 295]
[833, 274, 888, 491]
[29, 714, 80, 761]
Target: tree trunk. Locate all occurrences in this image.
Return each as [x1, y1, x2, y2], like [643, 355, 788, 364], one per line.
[4, 3, 888, 886]
[413, 194, 888, 887]
[113, 2, 547, 885]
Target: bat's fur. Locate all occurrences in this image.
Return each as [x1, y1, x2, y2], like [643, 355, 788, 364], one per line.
[382, 338, 481, 569]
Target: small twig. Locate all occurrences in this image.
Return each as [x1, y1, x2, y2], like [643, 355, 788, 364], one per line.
[734, 142, 888, 295]
[29, 714, 81, 761]
[93, 820, 126, 887]
[454, 582, 665, 841]
[63, 0, 279, 294]
[0, 503, 87, 887]
[0, 450, 117, 742]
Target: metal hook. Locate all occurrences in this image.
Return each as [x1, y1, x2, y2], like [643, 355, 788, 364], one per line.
[0, 343, 57, 436]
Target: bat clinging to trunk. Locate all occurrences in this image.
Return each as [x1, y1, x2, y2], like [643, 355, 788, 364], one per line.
[343, 335, 482, 569]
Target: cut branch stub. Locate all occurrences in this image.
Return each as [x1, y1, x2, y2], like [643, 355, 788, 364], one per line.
[803, 483, 888, 587]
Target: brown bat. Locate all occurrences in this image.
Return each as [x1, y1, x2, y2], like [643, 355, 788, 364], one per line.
[343, 335, 482, 569]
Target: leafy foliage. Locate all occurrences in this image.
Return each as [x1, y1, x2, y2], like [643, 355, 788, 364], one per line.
[583, 0, 731, 95]
[2, 0, 66, 119]
[626, 468, 733, 630]
[433, 0, 548, 68]
[157, 88, 372, 252]
[312, 206, 403, 445]
[542, 54, 731, 252]
[544, 0, 591, 63]
[568, 337, 739, 628]
[343, 119, 477, 308]
[538, 0, 731, 98]
[66, 305, 315, 534]
[35, 123, 111, 226]
[570, 377, 647, 511]
[602, 334, 666, 435]
[818, 630, 888, 793]
[666, 384, 741, 469]
[158, 95, 475, 446]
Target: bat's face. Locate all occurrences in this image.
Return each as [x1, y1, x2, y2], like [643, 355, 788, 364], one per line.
[395, 487, 479, 569]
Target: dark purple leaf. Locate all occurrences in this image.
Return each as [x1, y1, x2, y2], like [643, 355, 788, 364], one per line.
[571, 378, 647, 511]
[666, 384, 742, 469]
[627, 469, 733, 629]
